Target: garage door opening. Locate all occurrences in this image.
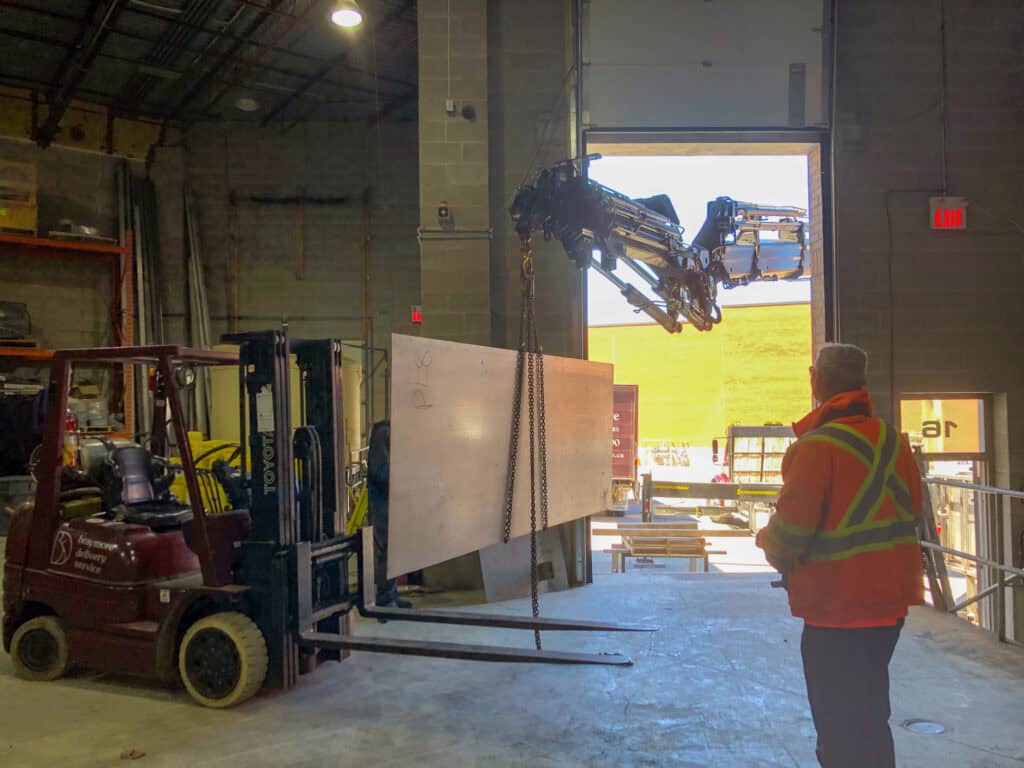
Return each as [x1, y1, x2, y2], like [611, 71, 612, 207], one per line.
[584, 140, 827, 575]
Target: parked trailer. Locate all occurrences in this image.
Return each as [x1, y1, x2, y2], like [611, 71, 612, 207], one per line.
[609, 385, 639, 515]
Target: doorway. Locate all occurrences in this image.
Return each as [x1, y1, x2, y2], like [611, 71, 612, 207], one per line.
[900, 395, 997, 629]
[583, 135, 828, 574]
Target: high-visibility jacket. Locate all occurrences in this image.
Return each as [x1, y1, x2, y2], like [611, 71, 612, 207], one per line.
[756, 389, 924, 626]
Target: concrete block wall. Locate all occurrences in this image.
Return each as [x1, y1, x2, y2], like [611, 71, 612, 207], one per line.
[418, 0, 582, 356]
[184, 120, 420, 425]
[834, 0, 1023, 416]
[148, 144, 188, 343]
[833, 0, 1024, 633]
[0, 138, 136, 348]
[488, 0, 582, 358]
[418, 0, 491, 346]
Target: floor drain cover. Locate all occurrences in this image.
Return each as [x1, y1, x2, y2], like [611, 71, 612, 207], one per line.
[901, 719, 946, 735]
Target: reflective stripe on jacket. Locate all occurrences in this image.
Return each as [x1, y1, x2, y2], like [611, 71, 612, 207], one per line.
[756, 389, 925, 625]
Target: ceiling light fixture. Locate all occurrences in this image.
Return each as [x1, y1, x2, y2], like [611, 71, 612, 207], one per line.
[330, 0, 364, 28]
[235, 96, 261, 112]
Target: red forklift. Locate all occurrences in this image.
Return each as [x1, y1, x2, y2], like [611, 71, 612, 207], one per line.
[3, 331, 651, 707]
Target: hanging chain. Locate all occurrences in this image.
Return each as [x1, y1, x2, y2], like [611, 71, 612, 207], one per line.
[501, 236, 548, 650]
[501, 289, 528, 545]
[532, 289, 549, 531]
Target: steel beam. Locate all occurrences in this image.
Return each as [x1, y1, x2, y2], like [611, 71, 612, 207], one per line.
[34, 0, 128, 148]
[0, 26, 402, 107]
[165, 0, 288, 119]
[1, 1, 415, 96]
[259, 0, 415, 126]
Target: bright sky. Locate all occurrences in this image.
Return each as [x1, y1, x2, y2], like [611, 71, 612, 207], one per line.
[587, 155, 811, 326]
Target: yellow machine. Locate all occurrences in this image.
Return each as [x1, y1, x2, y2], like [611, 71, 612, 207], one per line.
[345, 484, 369, 535]
[169, 432, 243, 513]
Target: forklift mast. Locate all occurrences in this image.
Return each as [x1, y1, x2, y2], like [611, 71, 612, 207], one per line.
[224, 331, 352, 689]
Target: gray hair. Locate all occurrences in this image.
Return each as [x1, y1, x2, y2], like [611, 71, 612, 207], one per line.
[814, 343, 868, 400]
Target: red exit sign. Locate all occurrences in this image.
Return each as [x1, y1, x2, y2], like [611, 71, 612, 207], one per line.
[929, 196, 968, 230]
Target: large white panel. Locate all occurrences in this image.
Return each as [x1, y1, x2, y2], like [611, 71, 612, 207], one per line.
[583, 0, 826, 128]
[387, 334, 612, 578]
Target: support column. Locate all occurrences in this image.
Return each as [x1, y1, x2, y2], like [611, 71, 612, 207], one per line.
[418, 0, 490, 345]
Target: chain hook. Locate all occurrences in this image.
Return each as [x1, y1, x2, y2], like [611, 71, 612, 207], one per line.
[502, 233, 549, 650]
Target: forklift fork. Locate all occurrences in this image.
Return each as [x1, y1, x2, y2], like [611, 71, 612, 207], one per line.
[296, 529, 654, 667]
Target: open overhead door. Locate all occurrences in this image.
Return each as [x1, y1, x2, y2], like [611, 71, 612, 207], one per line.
[582, 0, 828, 130]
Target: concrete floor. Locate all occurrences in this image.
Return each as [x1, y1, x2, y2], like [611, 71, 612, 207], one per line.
[2, 562, 1023, 767]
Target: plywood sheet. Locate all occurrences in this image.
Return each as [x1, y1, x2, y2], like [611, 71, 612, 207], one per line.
[387, 334, 612, 578]
[479, 529, 569, 603]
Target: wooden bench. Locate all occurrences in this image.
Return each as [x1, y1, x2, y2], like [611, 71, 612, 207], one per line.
[595, 522, 742, 573]
[607, 535, 728, 573]
[594, 525, 751, 540]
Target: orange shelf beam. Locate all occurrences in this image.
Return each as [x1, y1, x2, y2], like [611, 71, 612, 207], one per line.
[0, 347, 54, 360]
[0, 231, 130, 256]
[1, 230, 136, 434]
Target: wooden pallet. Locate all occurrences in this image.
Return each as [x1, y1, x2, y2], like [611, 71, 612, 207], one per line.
[594, 525, 751, 538]
[608, 535, 722, 573]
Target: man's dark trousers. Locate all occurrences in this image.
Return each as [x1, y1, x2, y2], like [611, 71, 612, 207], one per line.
[801, 619, 904, 768]
[367, 420, 397, 604]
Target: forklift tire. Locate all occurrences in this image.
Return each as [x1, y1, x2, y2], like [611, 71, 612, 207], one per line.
[178, 612, 268, 708]
[11, 616, 71, 682]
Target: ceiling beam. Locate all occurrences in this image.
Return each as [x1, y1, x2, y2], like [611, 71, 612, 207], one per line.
[0, 27, 379, 108]
[0, 24, 413, 118]
[259, 0, 415, 127]
[33, 0, 128, 148]
[0, 73, 220, 123]
[164, 0, 290, 119]
[192, 0, 330, 119]
[0, 1, 417, 90]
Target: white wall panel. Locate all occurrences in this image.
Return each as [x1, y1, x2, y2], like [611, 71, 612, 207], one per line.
[387, 334, 612, 577]
[583, 0, 826, 129]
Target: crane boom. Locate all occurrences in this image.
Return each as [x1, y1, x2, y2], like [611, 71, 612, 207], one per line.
[510, 160, 808, 332]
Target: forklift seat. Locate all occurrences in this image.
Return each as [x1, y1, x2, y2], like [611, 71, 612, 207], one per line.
[120, 499, 193, 530]
[102, 445, 193, 531]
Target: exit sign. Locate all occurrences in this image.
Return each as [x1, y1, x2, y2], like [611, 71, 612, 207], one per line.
[930, 196, 968, 230]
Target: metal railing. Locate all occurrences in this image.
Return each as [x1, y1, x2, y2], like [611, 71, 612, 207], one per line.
[640, 473, 779, 528]
[920, 476, 1023, 643]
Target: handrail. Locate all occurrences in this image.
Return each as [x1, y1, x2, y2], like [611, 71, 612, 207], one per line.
[919, 541, 1024, 579]
[924, 475, 1024, 501]
[919, 475, 1021, 644]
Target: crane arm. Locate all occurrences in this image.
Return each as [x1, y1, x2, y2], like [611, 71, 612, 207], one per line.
[509, 160, 808, 332]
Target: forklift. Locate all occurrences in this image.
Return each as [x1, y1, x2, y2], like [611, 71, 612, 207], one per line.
[3, 331, 651, 707]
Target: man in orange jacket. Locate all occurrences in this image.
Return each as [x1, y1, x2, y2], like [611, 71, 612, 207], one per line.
[756, 344, 923, 768]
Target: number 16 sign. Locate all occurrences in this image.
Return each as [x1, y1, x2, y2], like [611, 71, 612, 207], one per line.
[899, 397, 984, 456]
